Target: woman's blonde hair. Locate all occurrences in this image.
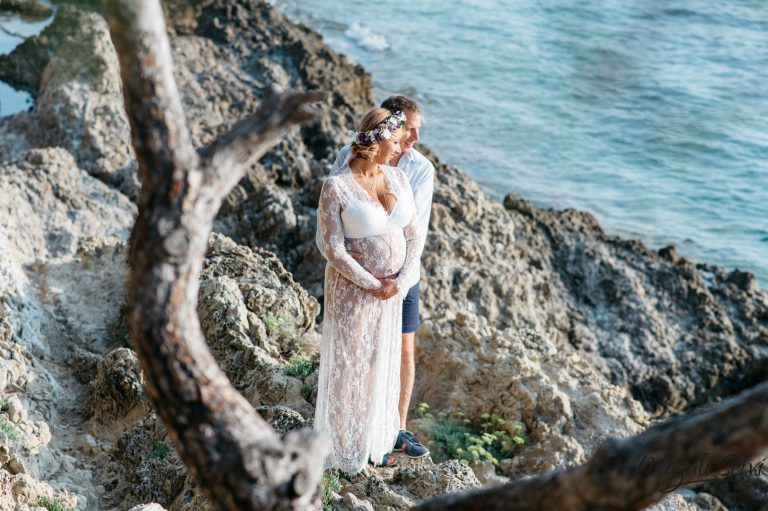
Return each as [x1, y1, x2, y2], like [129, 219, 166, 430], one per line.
[350, 108, 403, 162]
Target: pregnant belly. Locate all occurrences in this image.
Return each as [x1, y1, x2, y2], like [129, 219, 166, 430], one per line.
[346, 233, 406, 279]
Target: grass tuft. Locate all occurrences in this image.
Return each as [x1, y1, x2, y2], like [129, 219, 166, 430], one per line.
[262, 312, 295, 337]
[284, 354, 315, 381]
[321, 470, 341, 511]
[149, 440, 169, 459]
[0, 417, 20, 442]
[416, 403, 527, 467]
[37, 496, 72, 511]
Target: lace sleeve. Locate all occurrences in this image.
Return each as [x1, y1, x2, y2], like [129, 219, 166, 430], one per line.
[315, 147, 352, 258]
[319, 178, 382, 290]
[394, 171, 424, 299]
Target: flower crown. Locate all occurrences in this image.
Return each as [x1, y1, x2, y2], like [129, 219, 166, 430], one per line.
[352, 111, 407, 146]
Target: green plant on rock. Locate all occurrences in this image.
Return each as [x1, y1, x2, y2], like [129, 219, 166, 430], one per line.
[0, 416, 20, 442]
[284, 354, 315, 381]
[480, 412, 527, 459]
[37, 496, 72, 511]
[415, 403, 527, 467]
[321, 470, 341, 511]
[0, 400, 8, 413]
[149, 440, 169, 459]
[262, 312, 295, 337]
[262, 311, 316, 360]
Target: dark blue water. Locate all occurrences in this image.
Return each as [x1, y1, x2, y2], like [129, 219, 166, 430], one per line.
[276, 0, 768, 287]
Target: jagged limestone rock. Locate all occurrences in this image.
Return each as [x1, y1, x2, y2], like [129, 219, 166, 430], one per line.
[338, 492, 375, 511]
[255, 405, 312, 436]
[414, 310, 650, 477]
[0, 471, 76, 510]
[198, 233, 319, 416]
[0, 6, 137, 195]
[392, 460, 481, 501]
[110, 413, 187, 507]
[5, 395, 25, 424]
[86, 348, 147, 424]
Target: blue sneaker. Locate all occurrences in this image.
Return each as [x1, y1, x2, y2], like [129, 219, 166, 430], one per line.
[394, 429, 430, 458]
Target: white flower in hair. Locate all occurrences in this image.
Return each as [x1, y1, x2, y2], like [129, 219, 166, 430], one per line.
[351, 110, 408, 146]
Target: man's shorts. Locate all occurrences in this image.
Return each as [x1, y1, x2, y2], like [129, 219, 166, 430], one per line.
[402, 282, 420, 334]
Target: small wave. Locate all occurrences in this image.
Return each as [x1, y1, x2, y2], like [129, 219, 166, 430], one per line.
[345, 21, 389, 51]
[663, 8, 698, 18]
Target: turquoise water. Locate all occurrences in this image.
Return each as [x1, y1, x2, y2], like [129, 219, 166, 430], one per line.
[0, 9, 54, 116]
[276, 0, 768, 287]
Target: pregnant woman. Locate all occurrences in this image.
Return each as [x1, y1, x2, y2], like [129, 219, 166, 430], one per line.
[315, 108, 423, 472]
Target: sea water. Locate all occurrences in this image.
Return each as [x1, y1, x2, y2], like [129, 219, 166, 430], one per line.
[275, 0, 768, 287]
[0, 6, 54, 116]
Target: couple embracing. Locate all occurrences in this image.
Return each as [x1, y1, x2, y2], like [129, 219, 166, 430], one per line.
[314, 96, 435, 472]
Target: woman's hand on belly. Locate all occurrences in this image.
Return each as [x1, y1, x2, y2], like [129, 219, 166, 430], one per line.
[371, 278, 399, 300]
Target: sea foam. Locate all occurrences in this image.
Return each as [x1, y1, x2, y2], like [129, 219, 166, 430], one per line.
[344, 21, 389, 52]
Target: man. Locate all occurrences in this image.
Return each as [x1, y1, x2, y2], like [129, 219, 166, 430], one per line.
[316, 96, 434, 458]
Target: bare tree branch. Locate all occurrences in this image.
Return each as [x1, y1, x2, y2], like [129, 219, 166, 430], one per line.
[103, 0, 327, 509]
[413, 380, 768, 511]
[103, 0, 199, 206]
[199, 87, 326, 205]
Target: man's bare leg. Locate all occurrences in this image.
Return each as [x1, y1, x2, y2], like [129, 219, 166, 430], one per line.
[394, 330, 429, 457]
[399, 332, 416, 430]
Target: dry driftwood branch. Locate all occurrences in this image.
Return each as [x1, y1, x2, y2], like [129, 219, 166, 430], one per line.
[103, 0, 327, 509]
[199, 87, 322, 201]
[414, 379, 768, 511]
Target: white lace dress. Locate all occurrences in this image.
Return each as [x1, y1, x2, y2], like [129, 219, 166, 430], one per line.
[314, 163, 423, 474]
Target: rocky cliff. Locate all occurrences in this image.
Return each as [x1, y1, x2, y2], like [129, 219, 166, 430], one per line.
[0, 1, 765, 510]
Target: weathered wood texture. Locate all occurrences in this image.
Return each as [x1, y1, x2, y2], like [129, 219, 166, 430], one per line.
[103, 1, 326, 509]
[414, 380, 768, 511]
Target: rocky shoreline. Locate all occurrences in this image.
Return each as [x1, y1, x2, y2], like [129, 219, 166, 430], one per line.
[0, 1, 765, 510]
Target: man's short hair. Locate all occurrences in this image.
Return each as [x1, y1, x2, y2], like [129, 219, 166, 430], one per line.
[381, 96, 421, 114]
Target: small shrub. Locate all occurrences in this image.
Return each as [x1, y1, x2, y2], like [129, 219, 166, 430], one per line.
[416, 403, 527, 467]
[284, 354, 315, 381]
[0, 417, 20, 442]
[149, 440, 169, 459]
[262, 312, 295, 337]
[262, 311, 317, 359]
[479, 412, 527, 459]
[0, 400, 8, 413]
[37, 496, 72, 511]
[321, 470, 341, 511]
